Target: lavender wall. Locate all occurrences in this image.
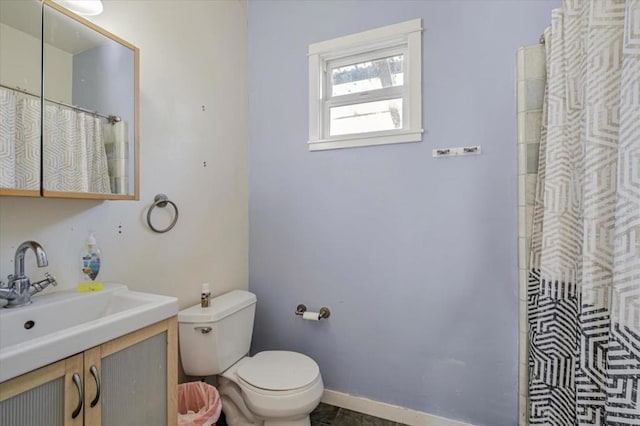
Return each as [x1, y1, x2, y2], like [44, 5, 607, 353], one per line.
[73, 43, 135, 174]
[72, 42, 134, 125]
[248, 1, 558, 425]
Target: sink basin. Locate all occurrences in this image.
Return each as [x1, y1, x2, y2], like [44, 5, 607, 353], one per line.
[0, 283, 178, 382]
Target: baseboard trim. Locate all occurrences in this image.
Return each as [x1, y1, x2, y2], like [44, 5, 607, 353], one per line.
[321, 389, 474, 426]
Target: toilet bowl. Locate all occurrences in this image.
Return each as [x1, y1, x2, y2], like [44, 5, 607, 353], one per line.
[178, 290, 323, 426]
[219, 351, 323, 426]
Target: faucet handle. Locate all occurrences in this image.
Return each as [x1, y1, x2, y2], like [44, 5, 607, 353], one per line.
[44, 272, 58, 286]
[30, 272, 58, 295]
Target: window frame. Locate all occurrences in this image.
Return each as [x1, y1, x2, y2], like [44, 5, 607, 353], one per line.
[308, 19, 423, 151]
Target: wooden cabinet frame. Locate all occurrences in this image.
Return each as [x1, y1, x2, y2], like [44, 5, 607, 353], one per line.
[0, 317, 177, 426]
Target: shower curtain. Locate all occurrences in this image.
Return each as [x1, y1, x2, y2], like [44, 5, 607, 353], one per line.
[44, 101, 111, 193]
[528, 0, 640, 424]
[103, 121, 129, 194]
[0, 88, 41, 190]
[0, 88, 111, 193]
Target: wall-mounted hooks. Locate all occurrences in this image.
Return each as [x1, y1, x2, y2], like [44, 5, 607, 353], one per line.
[433, 145, 482, 158]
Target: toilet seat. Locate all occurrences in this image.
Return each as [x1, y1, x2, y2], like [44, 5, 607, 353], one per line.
[221, 352, 324, 421]
[237, 351, 320, 392]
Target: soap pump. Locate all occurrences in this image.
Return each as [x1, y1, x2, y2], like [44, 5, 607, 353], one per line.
[81, 232, 101, 282]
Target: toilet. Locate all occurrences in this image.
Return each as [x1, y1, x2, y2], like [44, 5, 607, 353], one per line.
[178, 290, 324, 426]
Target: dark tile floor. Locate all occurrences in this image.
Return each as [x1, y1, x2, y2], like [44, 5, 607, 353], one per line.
[216, 402, 407, 426]
[311, 403, 408, 426]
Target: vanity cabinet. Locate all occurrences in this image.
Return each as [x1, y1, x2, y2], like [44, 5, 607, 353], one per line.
[0, 318, 177, 426]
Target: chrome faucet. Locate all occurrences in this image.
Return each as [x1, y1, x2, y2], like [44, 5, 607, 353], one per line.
[0, 241, 57, 308]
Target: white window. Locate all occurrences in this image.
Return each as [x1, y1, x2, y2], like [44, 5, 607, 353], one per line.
[308, 19, 423, 151]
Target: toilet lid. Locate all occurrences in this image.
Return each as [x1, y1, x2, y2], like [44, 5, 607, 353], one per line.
[237, 351, 319, 391]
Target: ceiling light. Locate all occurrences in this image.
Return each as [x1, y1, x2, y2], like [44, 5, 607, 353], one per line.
[54, 0, 104, 16]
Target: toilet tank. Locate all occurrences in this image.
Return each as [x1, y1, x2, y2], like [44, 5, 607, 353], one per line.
[178, 290, 257, 376]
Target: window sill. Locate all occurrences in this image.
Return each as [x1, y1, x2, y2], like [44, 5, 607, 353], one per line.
[308, 129, 423, 151]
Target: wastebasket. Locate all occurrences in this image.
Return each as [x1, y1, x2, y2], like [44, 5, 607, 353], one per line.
[177, 382, 222, 426]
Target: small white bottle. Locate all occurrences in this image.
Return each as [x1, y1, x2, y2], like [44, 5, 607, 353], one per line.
[201, 283, 211, 308]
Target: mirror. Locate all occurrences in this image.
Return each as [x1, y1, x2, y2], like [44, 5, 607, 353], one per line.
[0, 0, 139, 200]
[43, 0, 138, 199]
[0, 0, 42, 197]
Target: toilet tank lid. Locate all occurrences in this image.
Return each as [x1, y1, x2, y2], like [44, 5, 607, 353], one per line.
[178, 290, 257, 323]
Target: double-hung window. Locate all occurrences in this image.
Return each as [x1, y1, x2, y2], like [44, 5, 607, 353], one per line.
[308, 19, 423, 151]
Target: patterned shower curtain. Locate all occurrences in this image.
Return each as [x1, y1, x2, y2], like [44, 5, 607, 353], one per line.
[0, 88, 41, 190]
[43, 101, 111, 193]
[528, 0, 640, 424]
[103, 121, 129, 194]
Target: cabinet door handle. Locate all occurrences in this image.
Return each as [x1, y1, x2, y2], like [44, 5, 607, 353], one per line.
[71, 372, 84, 419]
[89, 365, 101, 407]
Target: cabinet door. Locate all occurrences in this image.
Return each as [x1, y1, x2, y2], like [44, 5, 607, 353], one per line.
[0, 354, 84, 426]
[99, 319, 177, 426]
[42, 0, 140, 201]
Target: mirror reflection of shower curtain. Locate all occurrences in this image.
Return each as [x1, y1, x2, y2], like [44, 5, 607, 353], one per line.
[0, 88, 40, 190]
[43, 102, 111, 193]
[528, 0, 640, 424]
[103, 121, 128, 194]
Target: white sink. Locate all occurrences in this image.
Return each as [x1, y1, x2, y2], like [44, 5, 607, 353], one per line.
[0, 283, 178, 383]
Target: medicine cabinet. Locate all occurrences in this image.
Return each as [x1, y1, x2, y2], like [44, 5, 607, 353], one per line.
[0, 0, 139, 200]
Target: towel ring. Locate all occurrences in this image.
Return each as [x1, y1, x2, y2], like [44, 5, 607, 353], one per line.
[147, 194, 179, 233]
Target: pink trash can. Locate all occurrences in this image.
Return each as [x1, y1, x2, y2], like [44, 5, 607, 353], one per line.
[177, 382, 222, 426]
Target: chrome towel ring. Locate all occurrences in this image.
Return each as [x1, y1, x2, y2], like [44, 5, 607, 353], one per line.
[146, 194, 179, 233]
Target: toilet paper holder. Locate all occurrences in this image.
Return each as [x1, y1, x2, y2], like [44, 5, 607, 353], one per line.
[295, 304, 330, 319]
